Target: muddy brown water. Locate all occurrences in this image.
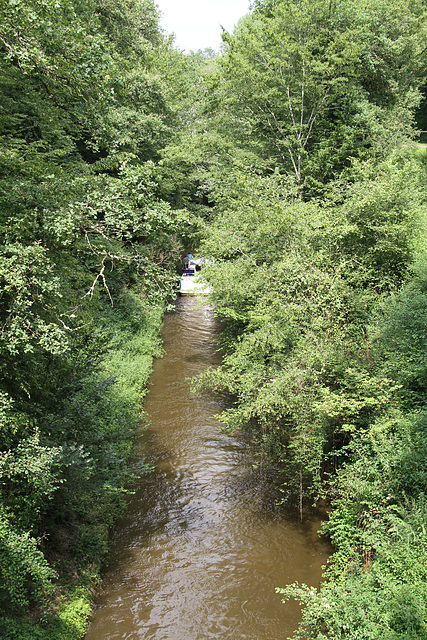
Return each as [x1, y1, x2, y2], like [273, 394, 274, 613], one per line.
[85, 297, 331, 640]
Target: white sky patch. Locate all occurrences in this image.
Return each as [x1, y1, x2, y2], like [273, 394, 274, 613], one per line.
[156, 0, 251, 52]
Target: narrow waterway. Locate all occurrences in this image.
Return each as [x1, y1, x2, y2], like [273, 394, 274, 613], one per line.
[85, 297, 330, 640]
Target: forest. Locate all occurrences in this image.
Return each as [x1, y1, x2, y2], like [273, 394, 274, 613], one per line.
[0, 0, 426, 637]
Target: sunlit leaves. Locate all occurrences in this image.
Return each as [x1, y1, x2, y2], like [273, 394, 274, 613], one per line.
[0, 511, 57, 611]
[218, 0, 425, 192]
[0, 0, 187, 627]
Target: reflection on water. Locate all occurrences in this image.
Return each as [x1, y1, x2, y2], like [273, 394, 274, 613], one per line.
[85, 297, 330, 640]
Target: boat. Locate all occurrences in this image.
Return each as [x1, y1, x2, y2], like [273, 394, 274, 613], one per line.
[179, 257, 213, 296]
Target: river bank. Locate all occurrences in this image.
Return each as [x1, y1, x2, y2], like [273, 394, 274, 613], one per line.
[84, 297, 331, 640]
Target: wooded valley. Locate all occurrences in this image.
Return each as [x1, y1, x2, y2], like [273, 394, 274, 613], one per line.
[1, 0, 427, 637]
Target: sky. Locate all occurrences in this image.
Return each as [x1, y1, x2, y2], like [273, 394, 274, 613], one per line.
[156, 0, 251, 53]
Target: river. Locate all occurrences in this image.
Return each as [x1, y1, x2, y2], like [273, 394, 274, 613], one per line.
[84, 296, 330, 640]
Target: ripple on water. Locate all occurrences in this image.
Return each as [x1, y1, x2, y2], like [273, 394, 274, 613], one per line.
[85, 297, 331, 640]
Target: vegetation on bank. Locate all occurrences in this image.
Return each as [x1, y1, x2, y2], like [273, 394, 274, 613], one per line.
[1, 0, 427, 638]
[184, 1, 427, 637]
[0, 0, 190, 636]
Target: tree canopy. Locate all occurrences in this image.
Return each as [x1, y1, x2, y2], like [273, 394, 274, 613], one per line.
[0, 0, 190, 633]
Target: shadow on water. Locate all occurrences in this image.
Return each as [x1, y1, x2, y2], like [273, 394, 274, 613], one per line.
[85, 297, 331, 640]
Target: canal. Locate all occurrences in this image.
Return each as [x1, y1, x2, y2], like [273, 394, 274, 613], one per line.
[85, 296, 330, 640]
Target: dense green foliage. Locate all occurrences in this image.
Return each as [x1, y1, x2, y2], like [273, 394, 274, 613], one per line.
[1, 0, 427, 637]
[181, 0, 427, 637]
[0, 0, 190, 635]
[218, 0, 425, 196]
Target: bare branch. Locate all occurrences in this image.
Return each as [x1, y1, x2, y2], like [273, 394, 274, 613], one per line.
[83, 256, 114, 307]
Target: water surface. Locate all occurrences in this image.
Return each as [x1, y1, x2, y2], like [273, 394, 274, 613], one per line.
[85, 297, 330, 640]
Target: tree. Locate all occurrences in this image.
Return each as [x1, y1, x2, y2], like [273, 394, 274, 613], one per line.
[0, 0, 189, 629]
[218, 0, 425, 194]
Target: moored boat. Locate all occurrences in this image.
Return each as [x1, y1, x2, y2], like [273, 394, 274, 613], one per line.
[179, 257, 212, 296]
